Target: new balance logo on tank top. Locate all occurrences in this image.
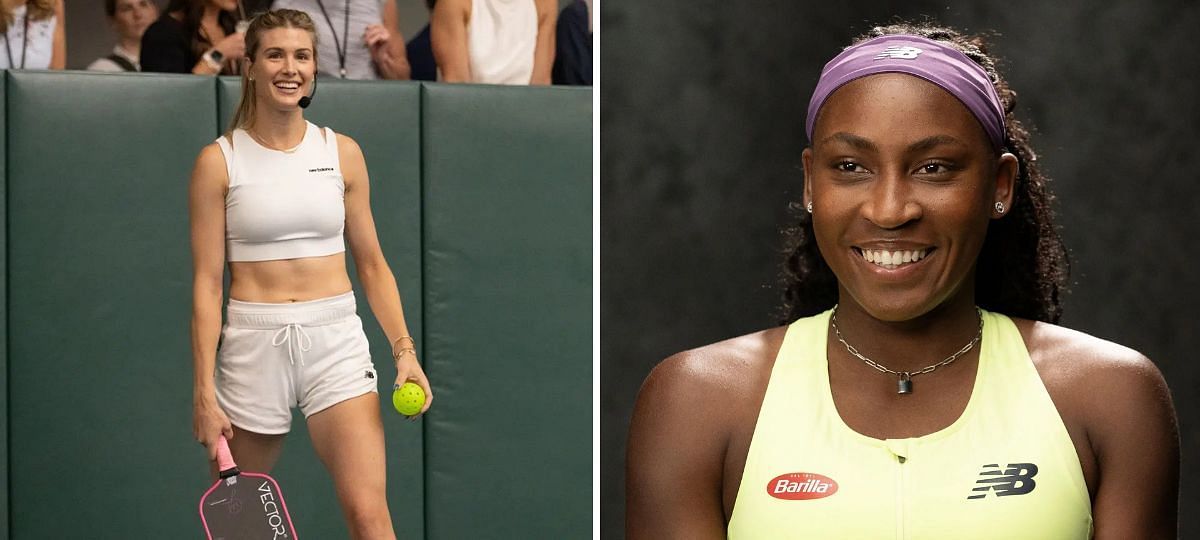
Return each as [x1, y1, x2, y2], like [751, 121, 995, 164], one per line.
[215, 122, 346, 262]
[727, 310, 1093, 539]
[967, 463, 1039, 499]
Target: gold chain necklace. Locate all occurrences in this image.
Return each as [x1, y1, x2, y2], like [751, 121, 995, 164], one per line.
[246, 127, 303, 154]
[830, 304, 983, 395]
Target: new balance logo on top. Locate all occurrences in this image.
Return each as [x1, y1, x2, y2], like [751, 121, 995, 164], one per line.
[309, 167, 335, 173]
[875, 45, 923, 60]
[967, 463, 1038, 499]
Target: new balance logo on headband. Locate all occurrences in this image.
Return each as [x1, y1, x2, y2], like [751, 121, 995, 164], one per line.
[967, 463, 1038, 499]
[875, 45, 923, 60]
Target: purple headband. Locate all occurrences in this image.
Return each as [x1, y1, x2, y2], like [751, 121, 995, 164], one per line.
[805, 34, 1006, 149]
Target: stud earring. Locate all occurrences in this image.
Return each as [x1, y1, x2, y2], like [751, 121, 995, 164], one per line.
[806, 201, 814, 214]
[994, 201, 1005, 214]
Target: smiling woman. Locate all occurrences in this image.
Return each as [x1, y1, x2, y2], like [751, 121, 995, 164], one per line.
[189, 9, 431, 540]
[625, 22, 1180, 539]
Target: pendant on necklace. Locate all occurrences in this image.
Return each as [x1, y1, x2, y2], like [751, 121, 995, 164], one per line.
[897, 372, 913, 395]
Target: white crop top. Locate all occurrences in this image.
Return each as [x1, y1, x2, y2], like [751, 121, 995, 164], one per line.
[215, 122, 346, 262]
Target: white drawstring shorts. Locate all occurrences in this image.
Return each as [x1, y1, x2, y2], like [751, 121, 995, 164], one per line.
[215, 291, 379, 434]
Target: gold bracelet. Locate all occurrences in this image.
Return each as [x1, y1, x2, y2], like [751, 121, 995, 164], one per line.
[392, 348, 416, 362]
[391, 336, 414, 355]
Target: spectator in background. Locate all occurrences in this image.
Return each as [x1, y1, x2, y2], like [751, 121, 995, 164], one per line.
[405, 0, 436, 81]
[271, 0, 411, 79]
[432, 0, 557, 85]
[88, 0, 159, 72]
[141, 0, 245, 75]
[551, 0, 588, 85]
[241, 0, 273, 16]
[0, 0, 65, 70]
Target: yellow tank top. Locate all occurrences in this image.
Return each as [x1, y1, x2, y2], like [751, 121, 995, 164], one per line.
[727, 309, 1092, 539]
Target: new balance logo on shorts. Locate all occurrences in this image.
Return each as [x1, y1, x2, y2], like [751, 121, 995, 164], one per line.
[967, 463, 1038, 499]
[875, 45, 923, 60]
[364, 370, 375, 379]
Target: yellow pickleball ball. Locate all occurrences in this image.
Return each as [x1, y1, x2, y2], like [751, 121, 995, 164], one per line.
[392, 382, 426, 416]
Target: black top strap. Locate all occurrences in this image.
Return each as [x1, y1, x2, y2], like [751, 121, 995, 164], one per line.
[106, 53, 137, 72]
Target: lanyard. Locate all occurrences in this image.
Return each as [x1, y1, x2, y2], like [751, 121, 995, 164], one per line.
[4, 10, 30, 70]
[313, 0, 350, 78]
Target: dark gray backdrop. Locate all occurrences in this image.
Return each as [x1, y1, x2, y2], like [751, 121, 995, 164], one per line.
[601, 1, 1200, 537]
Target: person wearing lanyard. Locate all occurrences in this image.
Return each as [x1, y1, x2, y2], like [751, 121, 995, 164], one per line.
[271, 0, 410, 80]
[0, 0, 66, 70]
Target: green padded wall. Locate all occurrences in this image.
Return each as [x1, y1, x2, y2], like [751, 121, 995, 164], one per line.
[422, 83, 592, 538]
[217, 77, 425, 538]
[2, 73, 590, 539]
[0, 72, 8, 538]
[6, 70, 216, 537]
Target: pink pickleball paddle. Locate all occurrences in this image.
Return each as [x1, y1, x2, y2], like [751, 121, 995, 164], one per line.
[199, 436, 298, 539]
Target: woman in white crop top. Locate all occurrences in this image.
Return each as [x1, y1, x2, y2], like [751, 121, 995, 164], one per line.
[189, 10, 429, 538]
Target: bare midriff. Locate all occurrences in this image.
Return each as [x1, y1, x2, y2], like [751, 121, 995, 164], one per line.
[229, 252, 353, 303]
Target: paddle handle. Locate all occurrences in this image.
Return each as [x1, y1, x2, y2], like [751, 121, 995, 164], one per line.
[216, 436, 237, 475]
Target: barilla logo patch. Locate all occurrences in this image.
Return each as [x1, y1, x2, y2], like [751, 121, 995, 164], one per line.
[766, 472, 838, 500]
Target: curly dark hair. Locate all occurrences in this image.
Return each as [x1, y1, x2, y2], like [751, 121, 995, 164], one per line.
[780, 21, 1070, 324]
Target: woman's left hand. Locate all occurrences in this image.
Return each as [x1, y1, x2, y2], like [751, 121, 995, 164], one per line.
[364, 24, 392, 60]
[394, 350, 433, 417]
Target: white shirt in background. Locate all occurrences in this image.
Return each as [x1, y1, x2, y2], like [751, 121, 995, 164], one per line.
[0, 5, 56, 69]
[467, 0, 536, 84]
[87, 44, 141, 72]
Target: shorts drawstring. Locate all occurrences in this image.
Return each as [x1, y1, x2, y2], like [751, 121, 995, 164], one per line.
[271, 323, 313, 366]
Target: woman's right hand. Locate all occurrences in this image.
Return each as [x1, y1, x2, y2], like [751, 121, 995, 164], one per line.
[193, 396, 233, 461]
[212, 32, 246, 61]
